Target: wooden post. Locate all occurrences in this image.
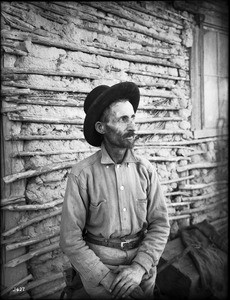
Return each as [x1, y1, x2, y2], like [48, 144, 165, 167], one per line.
[1, 112, 28, 288]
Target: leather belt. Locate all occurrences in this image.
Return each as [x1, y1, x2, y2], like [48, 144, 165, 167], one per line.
[84, 232, 144, 251]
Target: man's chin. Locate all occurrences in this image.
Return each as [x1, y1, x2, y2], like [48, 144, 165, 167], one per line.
[124, 138, 136, 149]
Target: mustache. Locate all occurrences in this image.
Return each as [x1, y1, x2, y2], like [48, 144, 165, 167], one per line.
[123, 131, 136, 138]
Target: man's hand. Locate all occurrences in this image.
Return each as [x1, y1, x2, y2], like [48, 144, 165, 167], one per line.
[109, 263, 146, 299]
[100, 271, 117, 292]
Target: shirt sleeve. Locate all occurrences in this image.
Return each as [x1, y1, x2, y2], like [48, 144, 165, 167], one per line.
[59, 172, 110, 286]
[132, 163, 170, 274]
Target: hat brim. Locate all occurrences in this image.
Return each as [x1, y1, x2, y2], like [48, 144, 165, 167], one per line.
[83, 82, 140, 147]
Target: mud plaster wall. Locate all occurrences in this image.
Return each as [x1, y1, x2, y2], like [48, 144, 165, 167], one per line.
[1, 1, 228, 299]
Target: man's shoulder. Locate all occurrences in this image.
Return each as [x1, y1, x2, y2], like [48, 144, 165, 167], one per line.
[133, 151, 154, 171]
[71, 149, 101, 176]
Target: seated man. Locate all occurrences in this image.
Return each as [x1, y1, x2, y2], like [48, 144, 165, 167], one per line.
[60, 81, 170, 299]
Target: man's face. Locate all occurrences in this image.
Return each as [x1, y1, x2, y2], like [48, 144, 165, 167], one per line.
[103, 100, 136, 149]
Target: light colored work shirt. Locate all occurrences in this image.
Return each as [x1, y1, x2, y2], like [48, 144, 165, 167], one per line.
[60, 143, 170, 286]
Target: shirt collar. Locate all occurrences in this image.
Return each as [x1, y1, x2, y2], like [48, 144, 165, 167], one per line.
[101, 143, 137, 165]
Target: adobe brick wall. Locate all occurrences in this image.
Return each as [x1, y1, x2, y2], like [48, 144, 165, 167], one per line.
[1, 1, 228, 298]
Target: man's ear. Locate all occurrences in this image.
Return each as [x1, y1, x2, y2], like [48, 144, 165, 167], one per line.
[95, 121, 105, 134]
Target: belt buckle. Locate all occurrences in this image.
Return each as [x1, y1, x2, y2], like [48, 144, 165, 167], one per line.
[120, 240, 129, 249]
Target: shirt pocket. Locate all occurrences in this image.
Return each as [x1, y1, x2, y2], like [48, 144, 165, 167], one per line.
[136, 198, 148, 221]
[88, 199, 107, 228]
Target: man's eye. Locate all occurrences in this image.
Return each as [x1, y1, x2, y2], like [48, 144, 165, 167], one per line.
[121, 116, 128, 122]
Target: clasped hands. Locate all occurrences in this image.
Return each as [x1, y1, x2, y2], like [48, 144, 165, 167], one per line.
[101, 263, 146, 299]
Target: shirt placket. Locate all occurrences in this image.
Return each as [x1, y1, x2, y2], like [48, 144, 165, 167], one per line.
[115, 163, 129, 234]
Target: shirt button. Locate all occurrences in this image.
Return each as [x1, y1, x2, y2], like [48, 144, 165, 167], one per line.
[123, 208, 126, 212]
[120, 186, 124, 190]
[106, 166, 109, 168]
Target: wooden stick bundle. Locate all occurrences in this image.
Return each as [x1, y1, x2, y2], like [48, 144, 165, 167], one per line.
[1, 195, 25, 206]
[2, 67, 99, 80]
[1, 28, 179, 67]
[2, 81, 90, 93]
[1, 9, 35, 30]
[136, 136, 227, 146]
[135, 144, 194, 150]
[177, 161, 227, 172]
[39, 1, 181, 46]
[148, 156, 191, 162]
[1, 106, 27, 113]
[5, 134, 84, 141]
[80, 1, 180, 45]
[1, 73, 28, 81]
[119, 1, 184, 26]
[178, 198, 227, 215]
[164, 191, 190, 197]
[4, 98, 83, 107]
[179, 180, 227, 190]
[181, 188, 228, 202]
[3, 160, 77, 184]
[2, 199, 63, 211]
[3, 81, 179, 97]
[55, 0, 183, 28]
[1, 235, 31, 246]
[169, 215, 190, 221]
[2, 208, 62, 237]
[11, 145, 194, 157]
[138, 129, 186, 135]
[6, 229, 60, 251]
[160, 175, 194, 184]
[167, 202, 191, 207]
[7, 113, 84, 125]
[20, 272, 63, 295]
[2, 46, 28, 56]
[5, 129, 191, 141]
[1, 86, 30, 95]
[5, 241, 60, 267]
[3, 155, 193, 184]
[11, 148, 95, 157]
[7, 114, 182, 125]
[138, 105, 179, 111]
[1, 274, 33, 297]
[137, 117, 183, 123]
[125, 69, 188, 81]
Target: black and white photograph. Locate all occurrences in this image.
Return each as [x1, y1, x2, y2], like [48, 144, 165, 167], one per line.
[1, 1, 228, 300]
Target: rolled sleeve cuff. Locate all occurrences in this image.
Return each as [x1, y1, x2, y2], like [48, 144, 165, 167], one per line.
[78, 260, 110, 286]
[133, 251, 158, 274]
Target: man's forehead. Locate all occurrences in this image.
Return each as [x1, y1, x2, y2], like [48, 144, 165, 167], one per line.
[110, 100, 134, 113]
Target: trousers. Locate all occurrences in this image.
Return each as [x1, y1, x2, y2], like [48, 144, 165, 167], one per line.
[79, 242, 156, 299]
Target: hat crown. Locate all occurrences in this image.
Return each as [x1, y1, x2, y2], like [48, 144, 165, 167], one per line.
[84, 85, 109, 114]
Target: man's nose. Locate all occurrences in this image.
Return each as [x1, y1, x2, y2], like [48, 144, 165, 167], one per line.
[127, 118, 136, 130]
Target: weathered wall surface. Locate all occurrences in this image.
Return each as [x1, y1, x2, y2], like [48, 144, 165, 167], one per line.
[1, 1, 228, 299]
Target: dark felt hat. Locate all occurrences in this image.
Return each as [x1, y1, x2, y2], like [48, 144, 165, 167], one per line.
[83, 81, 140, 147]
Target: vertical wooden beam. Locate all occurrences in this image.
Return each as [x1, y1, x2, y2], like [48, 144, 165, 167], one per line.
[191, 25, 202, 131]
[1, 112, 28, 290]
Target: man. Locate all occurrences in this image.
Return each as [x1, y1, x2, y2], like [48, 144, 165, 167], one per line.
[60, 82, 170, 299]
